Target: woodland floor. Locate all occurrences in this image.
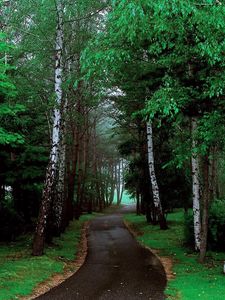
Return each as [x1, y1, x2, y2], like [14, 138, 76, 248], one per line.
[35, 205, 167, 300]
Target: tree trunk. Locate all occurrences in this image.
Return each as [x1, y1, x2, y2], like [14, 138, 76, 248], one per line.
[32, 0, 64, 256]
[119, 159, 125, 204]
[120, 184, 124, 204]
[116, 160, 121, 205]
[0, 177, 5, 204]
[98, 161, 105, 210]
[199, 155, 210, 263]
[191, 117, 201, 251]
[53, 123, 66, 235]
[92, 120, 102, 211]
[109, 161, 115, 204]
[66, 125, 79, 222]
[80, 113, 90, 207]
[209, 146, 218, 200]
[136, 189, 140, 215]
[146, 121, 167, 229]
[75, 140, 83, 219]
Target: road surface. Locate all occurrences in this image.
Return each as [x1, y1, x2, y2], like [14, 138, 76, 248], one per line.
[36, 206, 167, 300]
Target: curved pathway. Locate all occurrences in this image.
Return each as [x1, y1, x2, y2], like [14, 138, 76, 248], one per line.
[36, 206, 166, 300]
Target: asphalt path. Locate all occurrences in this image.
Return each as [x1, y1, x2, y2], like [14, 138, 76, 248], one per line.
[36, 205, 167, 300]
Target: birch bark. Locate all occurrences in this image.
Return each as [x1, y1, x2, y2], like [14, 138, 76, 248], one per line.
[146, 121, 167, 229]
[53, 100, 67, 234]
[191, 117, 201, 251]
[32, 0, 64, 255]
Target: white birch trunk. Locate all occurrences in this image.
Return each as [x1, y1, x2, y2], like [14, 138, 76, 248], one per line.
[54, 129, 66, 229]
[191, 117, 201, 251]
[52, 0, 63, 169]
[32, 0, 64, 255]
[146, 121, 163, 213]
[54, 98, 67, 230]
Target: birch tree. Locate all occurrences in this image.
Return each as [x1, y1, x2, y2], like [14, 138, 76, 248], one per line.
[33, 0, 64, 256]
[191, 117, 201, 251]
[147, 121, 167, 229]
[53, 102, 67, 235]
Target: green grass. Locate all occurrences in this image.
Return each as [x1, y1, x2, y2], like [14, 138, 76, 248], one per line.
[0, 214, 94, 300]
[124, 211, 225, 300]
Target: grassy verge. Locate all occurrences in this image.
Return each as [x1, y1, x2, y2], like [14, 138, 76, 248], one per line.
[124, 211, 225, 300]
[0, 214, 94, 300]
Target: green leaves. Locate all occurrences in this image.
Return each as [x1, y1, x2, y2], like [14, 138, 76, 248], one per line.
[0, 104, 25, 116]
[0, 127, 24, 145]
[196, 111, 225, 154]
[0, 35, 17, 98]
[146, 76, 189, 119]
[0, 32, 25, 146]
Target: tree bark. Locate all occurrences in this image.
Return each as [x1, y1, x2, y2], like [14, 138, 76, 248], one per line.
[32, 0, 64, 256]
[109, 161, 115, 204]
[146, 121, 167, 229]
[191, 117, 201, 251]
[136, 188, 140, 215]
[53, 116, 66, 235]
[119, 159, 125, 204]
[209, 146, 218, 200]
[199, 155, 210, 263]
[116, 160, 121, 205]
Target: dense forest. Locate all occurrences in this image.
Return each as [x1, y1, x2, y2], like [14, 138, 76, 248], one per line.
[1, 0, 225, 285]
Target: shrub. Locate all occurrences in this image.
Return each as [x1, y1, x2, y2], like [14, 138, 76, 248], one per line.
[0, 207, 25, 241]
[184, 212, 194, 248]
[208, 199, 225, 251]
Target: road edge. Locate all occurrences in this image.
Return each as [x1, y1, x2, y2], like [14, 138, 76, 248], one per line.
[21, 221, 91, 300]
[123, 219, 175, 281]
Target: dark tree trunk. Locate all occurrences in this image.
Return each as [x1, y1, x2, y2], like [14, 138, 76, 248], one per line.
[158, 212, 168, 230]
[146, 204, 152, 223]
[199, 155, 210, 263]
[136, 189, 140, 215]
[116, 160, 121, 205]
[210, 146, 218, 200]
[0, 177, 5, 203]
[152, 204, 157, 225]
[87, 198, 93, 214]
[65, 125, 79, 223]
[33, 163, 54, 256]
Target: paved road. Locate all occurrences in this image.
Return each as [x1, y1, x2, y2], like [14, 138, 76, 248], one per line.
[36, 206, 166, 300]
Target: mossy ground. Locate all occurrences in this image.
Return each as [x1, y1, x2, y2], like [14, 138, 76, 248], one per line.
[0, 214, 94, 300]
[124, 211, 225, 300]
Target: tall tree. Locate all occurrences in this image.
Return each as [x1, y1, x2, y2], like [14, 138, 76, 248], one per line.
[191, 117, 201, 251]
[147, 121, 167, 229]
[33, 0, 64, 255]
